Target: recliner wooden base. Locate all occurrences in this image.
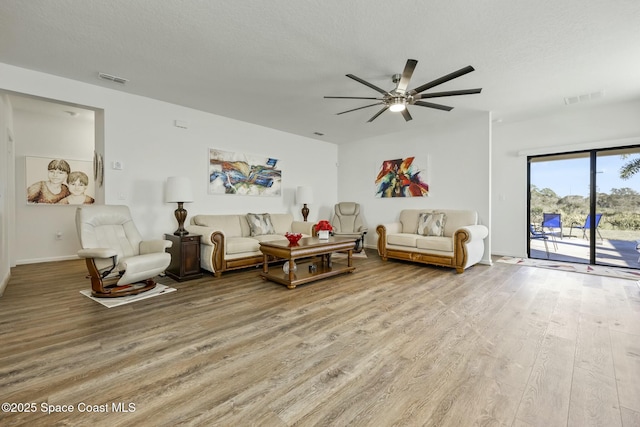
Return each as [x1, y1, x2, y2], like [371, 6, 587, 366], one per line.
[91, 279, 157, 298]
[85, 259, 157, 298]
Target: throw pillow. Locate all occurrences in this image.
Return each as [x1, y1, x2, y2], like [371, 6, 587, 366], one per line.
[417, 212, 431, 235]
[246, 213, 276, 236]
[418, 212, 446, 237]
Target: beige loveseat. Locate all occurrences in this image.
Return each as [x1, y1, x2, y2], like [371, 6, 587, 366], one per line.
[186, 213, 314, 276]
[376, 209, 489, 273]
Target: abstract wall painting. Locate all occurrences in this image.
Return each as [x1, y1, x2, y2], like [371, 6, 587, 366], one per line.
[208, 148, 281, 196]
[375, 156, 429, 198]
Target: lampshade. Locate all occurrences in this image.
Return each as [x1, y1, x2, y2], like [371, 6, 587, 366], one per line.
[165, 176, 194, 203]
[296, 186, 313, 204]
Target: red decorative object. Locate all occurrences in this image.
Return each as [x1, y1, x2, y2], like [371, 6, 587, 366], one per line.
[285, 232, 302, 245]
[315, 220, 333, 232]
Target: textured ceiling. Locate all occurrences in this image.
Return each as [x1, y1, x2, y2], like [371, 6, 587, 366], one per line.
[2, 0, 640, 144]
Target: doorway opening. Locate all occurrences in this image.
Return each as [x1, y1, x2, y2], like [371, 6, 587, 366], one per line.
[2, 90, 103, 265]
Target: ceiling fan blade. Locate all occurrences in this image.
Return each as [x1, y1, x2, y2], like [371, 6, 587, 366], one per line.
[324, 96, 381, 100]
[415, 88, 482, 99]
[410, 65, 475, 95]
[336, 102, 384, 115]
[413, 101, 453, 111]
[401, 108, 413, 122]
[396, 59, 418, 93]
[346, 74, 389, 95]
[367, 106, 389, 122]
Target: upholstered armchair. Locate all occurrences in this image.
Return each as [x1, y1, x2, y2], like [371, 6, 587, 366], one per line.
[75, 205, 172, 297]
[331, 202, 368, 252]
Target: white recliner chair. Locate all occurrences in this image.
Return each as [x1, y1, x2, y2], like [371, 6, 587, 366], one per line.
[331, 202, 368, 252]
[75, 205, 172, 298]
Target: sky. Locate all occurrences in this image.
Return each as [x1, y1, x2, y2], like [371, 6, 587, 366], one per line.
[530, 154, 640, 197]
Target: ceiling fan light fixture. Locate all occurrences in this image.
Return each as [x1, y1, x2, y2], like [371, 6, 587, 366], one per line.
[325, 59, 481, 122]
[389, 98, 406, 112]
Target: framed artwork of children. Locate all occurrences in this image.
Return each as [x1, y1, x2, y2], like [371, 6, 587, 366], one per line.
[26, 156, 95, 205]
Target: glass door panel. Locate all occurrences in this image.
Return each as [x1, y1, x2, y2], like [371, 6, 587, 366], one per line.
[529, 153, 591, 263]
[594, 148, 640, 268]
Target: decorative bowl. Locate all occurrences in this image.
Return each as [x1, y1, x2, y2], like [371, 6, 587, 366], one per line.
[285, 232, 302, 245]
[283, 260, 297, 274]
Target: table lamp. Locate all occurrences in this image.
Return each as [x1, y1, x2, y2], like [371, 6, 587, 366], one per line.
[165, 176, 194, 236]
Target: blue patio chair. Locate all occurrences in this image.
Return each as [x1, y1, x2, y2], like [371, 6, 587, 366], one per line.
[542, 213, 562, 239]
[569, 213, 603, 241]
[530, 224, 555, 258]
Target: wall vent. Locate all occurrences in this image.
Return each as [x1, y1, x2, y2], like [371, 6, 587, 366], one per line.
[564, 90, 605, 105]
[98, 72, 129, 84]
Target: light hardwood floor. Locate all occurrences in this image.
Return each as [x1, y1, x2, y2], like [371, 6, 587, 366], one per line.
[1, 252, 639, 426]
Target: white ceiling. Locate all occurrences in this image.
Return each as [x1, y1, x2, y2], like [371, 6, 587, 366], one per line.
[2, 0, 640, 144]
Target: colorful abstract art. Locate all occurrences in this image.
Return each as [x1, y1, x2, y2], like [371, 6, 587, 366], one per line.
[209, 148, 281, 196]
[375, 157, 429, 198]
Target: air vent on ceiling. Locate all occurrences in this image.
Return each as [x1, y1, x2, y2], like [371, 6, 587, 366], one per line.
[98, 72, 129, 85]
[564, 90, 605, 105]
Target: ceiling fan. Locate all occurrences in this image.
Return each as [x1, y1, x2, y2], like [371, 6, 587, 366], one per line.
[325, 59, 482, 122]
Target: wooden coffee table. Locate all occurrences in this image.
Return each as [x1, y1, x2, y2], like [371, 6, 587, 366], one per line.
[259, 236, 357, 289]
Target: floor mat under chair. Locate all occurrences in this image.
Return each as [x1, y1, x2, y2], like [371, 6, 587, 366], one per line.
[497, 256, 640, 283]
[79, 278, 177, 308]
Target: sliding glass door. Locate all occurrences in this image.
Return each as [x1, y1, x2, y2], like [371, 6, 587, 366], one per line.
[528, 145, 640, 268]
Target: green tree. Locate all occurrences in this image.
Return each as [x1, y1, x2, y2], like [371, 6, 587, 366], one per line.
[619, 155, 640, 180]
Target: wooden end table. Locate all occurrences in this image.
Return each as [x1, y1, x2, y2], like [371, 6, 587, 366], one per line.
[164, 233, 203, 281]
[259, 236, 357, 289]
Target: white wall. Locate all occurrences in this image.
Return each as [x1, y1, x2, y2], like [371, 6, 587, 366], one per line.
[492, 99, 640, 257]
[338, 110, 492, 265]
[0, 62, 338, 264]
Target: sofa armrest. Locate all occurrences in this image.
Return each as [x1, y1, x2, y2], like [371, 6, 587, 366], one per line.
[186, 224, 226, 276]
[291, 221, 314, 235]
[379, 222, 402, 234]
[185, 225, 221, 247]
[453, 224, 489, 273]
[457, 224, 489, 242]
[376, 222, 401, 259]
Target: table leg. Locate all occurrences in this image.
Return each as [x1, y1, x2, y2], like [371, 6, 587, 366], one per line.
[263, 253, 269, 273]
[347, 249, 353, 267]
[288, 258, 294, 283]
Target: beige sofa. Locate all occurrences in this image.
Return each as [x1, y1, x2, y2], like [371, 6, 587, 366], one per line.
[186, 213, 313, 276]
[376, 209, 488, 273]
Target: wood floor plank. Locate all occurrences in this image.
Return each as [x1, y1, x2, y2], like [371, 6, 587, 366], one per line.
[610, 330, 640, 413]
[568, 366, 621, 427]
[515, 334, 576, 426]
[575, 313, 615, 378]
[621, 406, 640, 427]
[1, 254, 639, 426]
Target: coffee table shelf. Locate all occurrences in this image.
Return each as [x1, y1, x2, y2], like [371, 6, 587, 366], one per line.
[259, 237, 357, 289]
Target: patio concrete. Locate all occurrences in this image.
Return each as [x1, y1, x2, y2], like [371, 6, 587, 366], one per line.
[530, 234, 640, 268]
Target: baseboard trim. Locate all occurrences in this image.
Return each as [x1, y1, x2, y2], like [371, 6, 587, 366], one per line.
[16, 255, 80, 265]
